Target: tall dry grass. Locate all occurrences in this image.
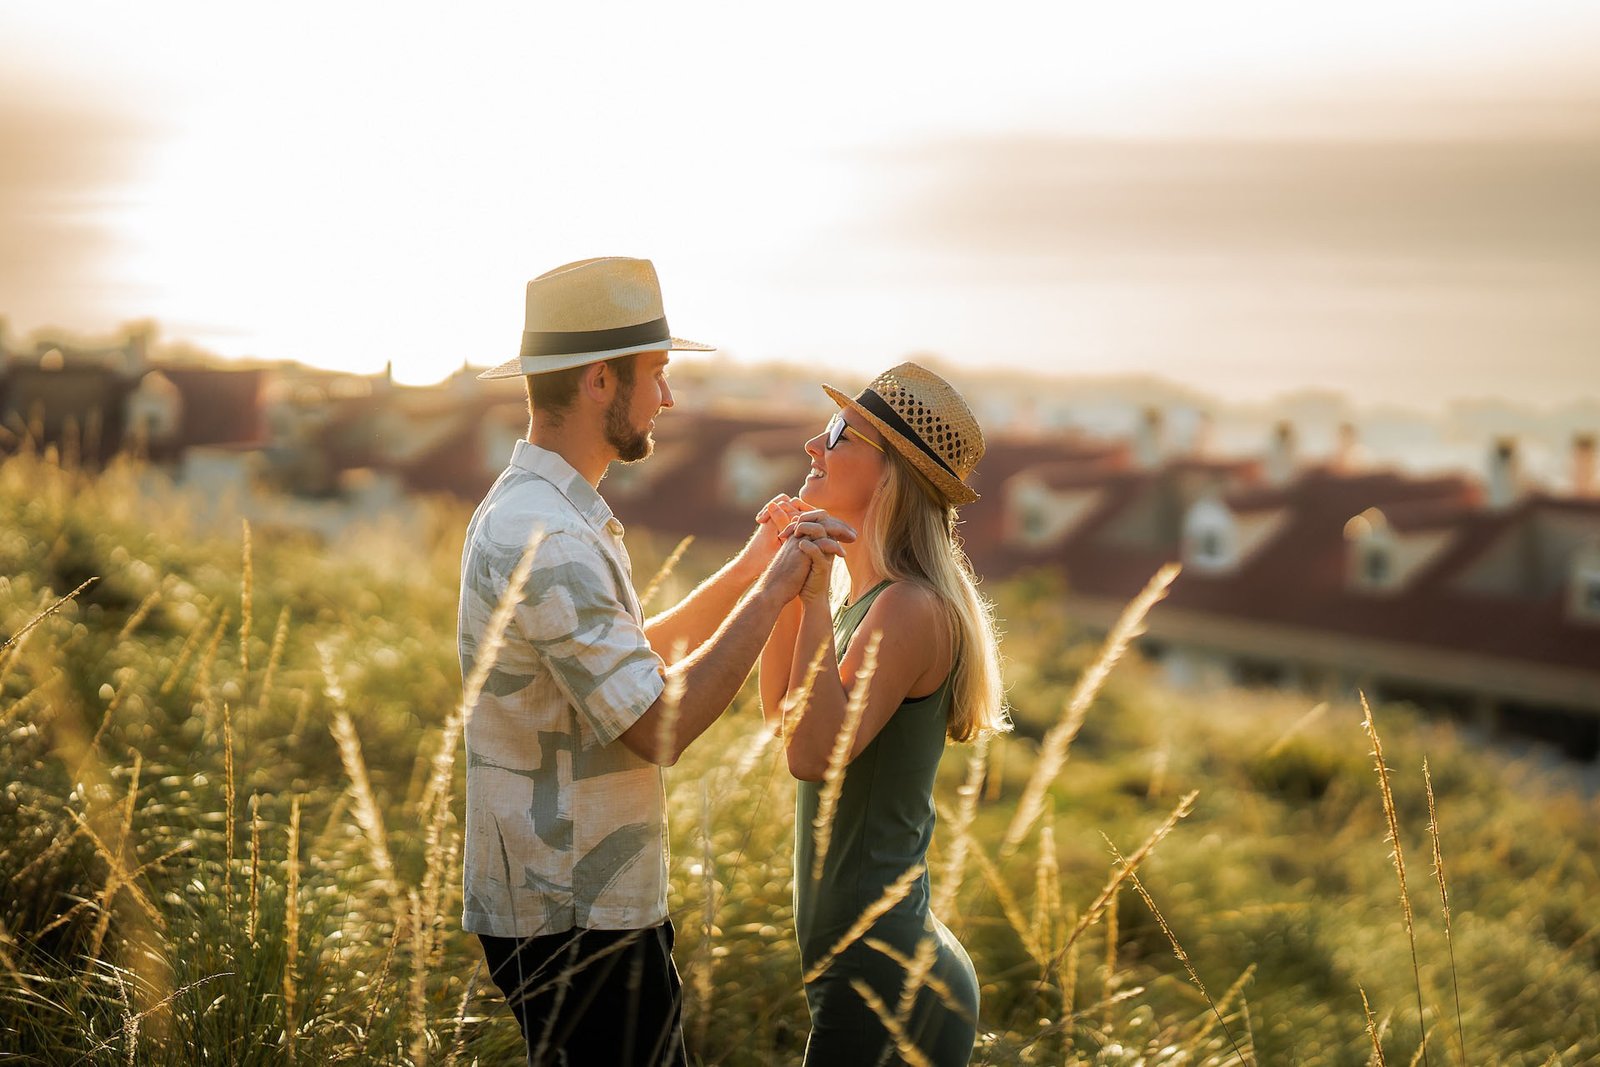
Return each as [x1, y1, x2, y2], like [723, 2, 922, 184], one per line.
[0, 449, 1597, 1064]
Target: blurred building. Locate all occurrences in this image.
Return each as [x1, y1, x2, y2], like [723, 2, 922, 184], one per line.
[984, 430, 1600, 761]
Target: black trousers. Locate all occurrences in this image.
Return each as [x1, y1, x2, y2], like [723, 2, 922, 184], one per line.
[479, 920, 688, 1067]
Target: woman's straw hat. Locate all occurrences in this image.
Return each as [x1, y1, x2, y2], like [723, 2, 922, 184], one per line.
[478, 257, 714, 380]
[823, 362, 985, 506]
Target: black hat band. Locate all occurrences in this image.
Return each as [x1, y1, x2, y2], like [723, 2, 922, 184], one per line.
[520, 316, 671, 359]
[856, 388, 959, 478]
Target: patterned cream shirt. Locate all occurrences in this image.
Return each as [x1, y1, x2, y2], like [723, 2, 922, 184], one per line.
[458, 440, 668, 937]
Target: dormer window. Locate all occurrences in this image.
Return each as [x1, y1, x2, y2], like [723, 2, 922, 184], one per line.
[1346, 508, 1398, 593]
[1570, 541, 1600, 625]
[1182, 496, 1238, 574]
[1362, 545, 1390, 587]
[1022, 504, 1048, 542]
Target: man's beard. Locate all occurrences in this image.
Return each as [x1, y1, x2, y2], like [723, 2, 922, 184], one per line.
[604, 381, 653, 463]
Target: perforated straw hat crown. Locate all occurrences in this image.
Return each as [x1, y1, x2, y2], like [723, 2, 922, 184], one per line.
[822, 362, 986, 506]
[478, 257, 714, 379]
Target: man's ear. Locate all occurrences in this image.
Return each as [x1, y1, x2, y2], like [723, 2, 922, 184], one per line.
[579, 360, 612, 405]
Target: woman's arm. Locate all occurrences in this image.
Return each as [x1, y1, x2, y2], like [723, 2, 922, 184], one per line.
[783, 580, 948, 781]
[758, 597, 805, 725]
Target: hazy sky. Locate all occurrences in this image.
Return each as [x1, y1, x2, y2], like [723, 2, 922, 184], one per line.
[4, 1, 1598, 407]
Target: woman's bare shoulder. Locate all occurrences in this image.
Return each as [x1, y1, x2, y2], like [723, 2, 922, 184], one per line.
[862, 581, 945, 635]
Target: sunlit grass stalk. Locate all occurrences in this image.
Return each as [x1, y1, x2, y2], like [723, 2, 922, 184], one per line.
[1264, 701, 1329, 759]
[1, 668, 63, 731]
[159, 600, 217, 696]
[441, 960, 480, 1067]
[780, 639, 830, 746]
[1060, 906, 1078, 1038]
[224, 705, 235, 930]
[83, 755, 146, 964]
[116, 588, 163, 641]
[941, 803, 1043, 963]
[1361, 984, 1389, 1067]
[407, 889, 432, 1066]
[0, 916, 30, 992]
[239, 520, 252, 672]
[1054, 791, 1198, 967]
[885, 933, 938, 1060]
[863, 937, 966, 1022]
[321, 648, 399, 904]
[1104, 882, 1126, 1024]
[731, 719, 779, 782]
[1362, 694, 1429, 1067]
[803, 862, 925, 984]
[639, 534, 693, 610]
[284, 795, 302, 1060]
[1423, 760, 1467, 1067]
[329, 708, 399, 900]
[811, 630, 882, 881]
[1121, 862, 1248, 1065]
[77, 678, 129, 776]
[363, 920, 404, 1040]
[191, 607, 231, 709]
[851, 978, 933, 1067]
[1032, 810, 1059, 965]
[0, 576, 98, 657]
[258, 605, 290, 714]
[422, 530, 546, 822]
[1003, 563, 1180, 853]
[655, 642, 687, 768]
[1193, 963, 1256, 1045]
[695, 781, 717, 1050]
[931, 735, 989, 919]
[247, 793, 261, 945]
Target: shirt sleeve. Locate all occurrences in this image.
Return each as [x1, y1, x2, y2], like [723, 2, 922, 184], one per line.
[509, 530, 666, 745]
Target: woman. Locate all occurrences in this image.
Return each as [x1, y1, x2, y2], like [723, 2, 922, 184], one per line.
[758, 363, 1008, 1066]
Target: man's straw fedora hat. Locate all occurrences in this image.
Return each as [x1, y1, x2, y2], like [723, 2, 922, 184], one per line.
[478, 257, 714, 380]
[823, 362, 985, 507]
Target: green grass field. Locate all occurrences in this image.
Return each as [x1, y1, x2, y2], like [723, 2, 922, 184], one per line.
[2, 447, 1597, 1065]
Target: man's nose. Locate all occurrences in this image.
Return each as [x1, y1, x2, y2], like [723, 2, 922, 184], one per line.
[659, 380, 675, 409]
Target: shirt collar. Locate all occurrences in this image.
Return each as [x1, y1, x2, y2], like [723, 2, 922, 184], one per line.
[510, 440, 619, 533]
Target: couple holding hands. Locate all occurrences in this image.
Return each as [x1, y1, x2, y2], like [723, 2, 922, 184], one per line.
[457, 257, 1006, 1066]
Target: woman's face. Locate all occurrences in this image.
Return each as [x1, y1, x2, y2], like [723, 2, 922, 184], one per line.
[801, 410, 887, 518]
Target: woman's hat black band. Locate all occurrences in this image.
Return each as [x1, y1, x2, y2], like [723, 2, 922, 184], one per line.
[856, 388, 958, 477]
[520, 316, 671, 359]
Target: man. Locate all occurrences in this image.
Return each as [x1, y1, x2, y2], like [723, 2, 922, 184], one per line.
[458, 257, 849, 1065]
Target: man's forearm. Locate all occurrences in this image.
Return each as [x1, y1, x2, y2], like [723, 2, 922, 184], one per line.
[644, 553, 760, 663]
[628, 582, 789, 764]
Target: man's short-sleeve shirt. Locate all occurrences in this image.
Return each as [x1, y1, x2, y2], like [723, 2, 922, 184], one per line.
[459, 440, 667, 938]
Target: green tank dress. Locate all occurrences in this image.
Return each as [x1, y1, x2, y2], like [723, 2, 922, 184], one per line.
[794, 581, 980, 1066]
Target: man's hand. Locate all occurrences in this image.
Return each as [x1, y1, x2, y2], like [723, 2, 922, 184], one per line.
[779, 510, 855, 606]
[735, 494, 811, 577]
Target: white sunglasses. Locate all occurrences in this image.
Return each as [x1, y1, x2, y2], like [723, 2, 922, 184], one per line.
[826, 412, 885, 454]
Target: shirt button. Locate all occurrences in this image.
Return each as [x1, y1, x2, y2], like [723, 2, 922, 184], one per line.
[606, 518, 625, 537]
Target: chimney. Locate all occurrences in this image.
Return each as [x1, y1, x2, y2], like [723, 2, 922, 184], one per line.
[1135, 406, 1164, 469]
[1267, 420, 1297, 486]
[1190, 410, 1214, 458]
[1488, 436, 1522, 509]
[1574, 433, 1597, 498]
[1332, 421, 1359, 473]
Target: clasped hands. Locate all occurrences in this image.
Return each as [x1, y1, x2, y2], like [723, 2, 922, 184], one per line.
[751, 494, 854, 603]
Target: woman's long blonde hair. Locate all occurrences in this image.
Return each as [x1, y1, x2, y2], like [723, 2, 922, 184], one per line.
[855, 444, 1009, 742]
